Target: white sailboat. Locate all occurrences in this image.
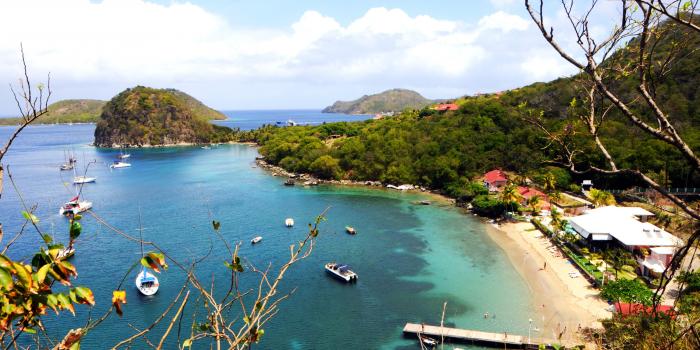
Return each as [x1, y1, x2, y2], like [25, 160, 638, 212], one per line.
[135, 218, 159, 296]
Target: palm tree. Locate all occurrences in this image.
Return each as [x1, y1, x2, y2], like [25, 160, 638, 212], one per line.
[587, 188, 616, 207]
[542, 172, 556, 193]
[499, 182, 523, 213]
[527, 195, 541, 214]
[550, 207, 564, 234]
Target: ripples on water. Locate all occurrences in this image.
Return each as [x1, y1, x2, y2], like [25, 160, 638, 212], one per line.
[0, 116, 536, 349]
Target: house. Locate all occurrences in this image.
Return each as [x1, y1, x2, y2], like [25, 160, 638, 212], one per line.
[568, 206, 683, 276]
[517, 186, 551, 211]
[483, 169, 508, 192]
[581, 180, 594, 191]
[432, 103, 459, 111]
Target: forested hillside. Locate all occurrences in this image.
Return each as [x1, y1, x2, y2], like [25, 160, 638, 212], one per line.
[243, 23, 700, 194]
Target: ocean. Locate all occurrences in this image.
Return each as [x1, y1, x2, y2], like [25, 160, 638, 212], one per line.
[0, 111, 538, 349]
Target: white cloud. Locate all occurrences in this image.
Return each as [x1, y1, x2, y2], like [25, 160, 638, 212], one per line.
[0, 0, 585, 111]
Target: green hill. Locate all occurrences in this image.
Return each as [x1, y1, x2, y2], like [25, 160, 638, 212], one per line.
[94, 86, 234, 147]
[243, 22, 700, 192]
[322, 89, 434, 114]
[0, 99, 106, 125]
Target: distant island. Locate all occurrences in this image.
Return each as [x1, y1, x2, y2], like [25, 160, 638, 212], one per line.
[0, 99, 106, 125]
[321, 88, 434, 114]
[94, 86, 234, 147]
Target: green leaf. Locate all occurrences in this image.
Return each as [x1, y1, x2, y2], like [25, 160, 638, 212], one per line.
[73, 286, 95, 305]
[212, 220, 220, 230]
[73, 214, 82, 221]
[23, 327, 37, 334]
[243, 316, 250, 324]
[21, 210, 39, 224]
[12, 262, 32, 290]
[0, 267, 13, 290]
[47, 294, 59, 312]
[42, 234, 53, 244]
[182, 339, 193, 348]
[36, 264, 51, 284]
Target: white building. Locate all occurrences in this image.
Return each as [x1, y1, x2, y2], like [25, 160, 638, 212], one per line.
[569, 206, 683, 276]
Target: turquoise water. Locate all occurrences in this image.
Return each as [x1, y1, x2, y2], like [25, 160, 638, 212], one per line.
[0, 123, 537, 349]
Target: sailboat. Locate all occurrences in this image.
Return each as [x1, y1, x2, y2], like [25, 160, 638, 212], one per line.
[59, 195, 92, 216]
[60, 149, 77, 171]
[135, 215, 159, 296]
[72, 164, 96, 184]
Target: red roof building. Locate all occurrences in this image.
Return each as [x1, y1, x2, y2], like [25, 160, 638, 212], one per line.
[483, 169, 508, 191]
[518, 186, 551, 211]
[433, 103, 459, 111]
[615, 303, 675, 318]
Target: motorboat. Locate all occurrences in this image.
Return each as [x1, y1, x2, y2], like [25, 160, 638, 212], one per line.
[345, 226, 357, 235]
[325, 262, 358, 283]
[251, 236, 263, 244]
[201, 146, 211, 150]
[284, 179, 295, 186]
[73, 176, 96, 184]
[59, 196, 92, 216]
[117, 153, 131, 159]
[110, 161, 131, 168]
[419, 200, 431, 205]
[135, 268, 159, 296]
[419, 335, 438, 348]
[285, 218, 294, 227]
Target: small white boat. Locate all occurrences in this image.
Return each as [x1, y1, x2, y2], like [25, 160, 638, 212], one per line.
[325, 262, 358, 283]
[251, 236, 263, 244]
[73, 176, 96, 184]
[419, 335, 438, 348]
[110, 161, 131, 168]
[201, 146, 211, 150]
[59, 196, 92, 216]
[285, 218, 294, 227]
[117, 153, 131, 159]
[345, 226, 357, 235]
[60, 163, 74, 171]
[135, 268, 159, 296]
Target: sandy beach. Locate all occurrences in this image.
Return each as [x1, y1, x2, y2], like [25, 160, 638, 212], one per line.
[486, 221, 612, 346]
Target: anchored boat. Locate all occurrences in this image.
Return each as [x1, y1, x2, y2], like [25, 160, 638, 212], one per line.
[345, 226, 357, 235]
[59, 196, 92, 216]
[73, 175, 96, 184]
[251, 236, 263, 244]
[110, 161, 131, 168]
[135, 268, 159, 296]
[325, 262, 358, 283]
[285, 218, 294, 227]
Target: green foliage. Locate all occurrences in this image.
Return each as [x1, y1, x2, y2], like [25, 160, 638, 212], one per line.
[601, 279, 654, 306]
[587, 188, 617, 207]
[309, 155, 342, 180]
[603, 248, 636, 279]
[94, 86, 234, 147]
[471, 195, 506, 218]
[322, 88, 432, 114]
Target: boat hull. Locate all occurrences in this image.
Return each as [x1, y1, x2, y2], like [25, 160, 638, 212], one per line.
[135, 270, 159, 296]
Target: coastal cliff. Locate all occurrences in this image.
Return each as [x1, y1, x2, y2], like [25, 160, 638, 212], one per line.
[94, 86, 233, 147]
[322, 88, 433, 114]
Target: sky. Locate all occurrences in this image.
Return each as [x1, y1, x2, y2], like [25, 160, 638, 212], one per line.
[0, 0, 621, 114]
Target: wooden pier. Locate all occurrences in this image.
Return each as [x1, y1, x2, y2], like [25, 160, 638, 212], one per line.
[403, 323, 570, 349]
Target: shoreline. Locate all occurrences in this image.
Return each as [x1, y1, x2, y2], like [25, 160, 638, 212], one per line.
[486, 221, 611, 346]
[255, 155, 607, 346]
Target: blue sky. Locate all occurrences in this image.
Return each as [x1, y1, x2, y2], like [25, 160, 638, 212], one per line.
[0, 0, 619, 115]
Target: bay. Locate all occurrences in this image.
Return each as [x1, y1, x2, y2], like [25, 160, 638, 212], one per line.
[0, 116, 539, 349]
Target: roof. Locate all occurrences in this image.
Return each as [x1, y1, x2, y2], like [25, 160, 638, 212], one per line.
[650, 246, 676, 255]
[484, 169, 507, 184]
[517, 186, 546, 199]
[615, 303, 674, 317]
[585, 206, 654, 217]
[433, 103, 459, 111]
[569, 206, 682, 247]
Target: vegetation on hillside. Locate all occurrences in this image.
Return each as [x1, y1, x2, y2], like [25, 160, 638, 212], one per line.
[321, 88, 434, 114]
[94, 86, 235, 147]
[0, 99, 105, 125]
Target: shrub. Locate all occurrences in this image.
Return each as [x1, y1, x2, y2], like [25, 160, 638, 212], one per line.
[471, 195, 506, 218]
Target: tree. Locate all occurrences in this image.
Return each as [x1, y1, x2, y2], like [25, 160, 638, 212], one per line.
[524, 1, 700, 307]
[471, 195, 507, 218]
[604, 248, 636, 279]
[309, 155, 342, 180]
[499, 182, 523, 212]
[527, 194, 542, 214]
[601, 278, 654, 308]
[587, 188, 616, 207]
[542, 172, 556, 193]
